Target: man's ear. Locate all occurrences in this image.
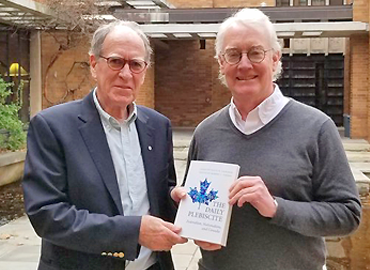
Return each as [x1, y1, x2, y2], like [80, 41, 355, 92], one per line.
[218, 55, 226, 75]
[272, 50, 281, 73]
[90, 54, 98, 80]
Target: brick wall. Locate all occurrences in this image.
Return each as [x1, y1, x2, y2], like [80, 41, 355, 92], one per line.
[40, 31, 155, 110]
[353, 0, 369, 22]
[154, 39, 230, 127]
[349, 35, 369, 138]
[137, 63, 155, 108]
[169, 0, 213, 8]
[348, 0, 370, 139]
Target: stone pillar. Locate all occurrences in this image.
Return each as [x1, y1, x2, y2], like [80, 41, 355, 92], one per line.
[343, 38, 350, 115]
[29, 31, 42, 118]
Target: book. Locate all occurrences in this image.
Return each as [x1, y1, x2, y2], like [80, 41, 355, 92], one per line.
[174, 160, 240, 246]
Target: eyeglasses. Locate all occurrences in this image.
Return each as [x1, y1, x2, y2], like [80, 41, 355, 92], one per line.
[222, 47, 272, 65]
[99, 55, 148, 74]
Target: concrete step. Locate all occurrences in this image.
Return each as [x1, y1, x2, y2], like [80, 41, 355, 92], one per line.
[351, 168, 370, 197]
[346, 152, 370, 163]
[174, 149, 188, 161]
[173, 139, 191, 149]
[342, 138, 370, 152]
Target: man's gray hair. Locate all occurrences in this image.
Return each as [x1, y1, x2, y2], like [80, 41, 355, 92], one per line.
[215, 8, 282, 84]
[89, 20, 152, 63]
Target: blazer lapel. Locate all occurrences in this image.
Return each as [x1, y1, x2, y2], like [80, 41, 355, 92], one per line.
[77, 92, 123, 214]
[136, 107, 157, 211]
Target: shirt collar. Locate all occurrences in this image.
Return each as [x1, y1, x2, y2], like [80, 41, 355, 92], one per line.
[93, 88, 137, 130]
[230, 84, 288, 125]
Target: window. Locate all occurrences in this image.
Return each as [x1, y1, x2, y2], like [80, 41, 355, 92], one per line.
[293, 0, 308, 6]
[312, 0, 325, 5]
[276, 0, 290, 6]
[200, 39, 206, 50]
[283, 39, 290, 49]
[330, 0, 343, 5]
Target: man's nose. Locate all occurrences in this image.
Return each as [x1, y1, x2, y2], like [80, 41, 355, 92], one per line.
[238, 53, 253, 68]
[119, 63, 132, 78]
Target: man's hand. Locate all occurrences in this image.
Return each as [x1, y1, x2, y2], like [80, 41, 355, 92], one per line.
[139, 215, 187, 251]
[194, 240, 222, 251]
[170, 186, 187, 204]
[229, 176, 277, 218]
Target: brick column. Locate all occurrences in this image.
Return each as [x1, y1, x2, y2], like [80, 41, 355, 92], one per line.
[349, 34, 369, 139]
[349, 0, 370, 139]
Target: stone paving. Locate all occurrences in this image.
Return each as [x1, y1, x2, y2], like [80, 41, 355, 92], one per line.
[0, 127, 369, 270]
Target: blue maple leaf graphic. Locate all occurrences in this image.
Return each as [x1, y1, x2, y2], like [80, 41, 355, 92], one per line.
[188, 178, 219, 209]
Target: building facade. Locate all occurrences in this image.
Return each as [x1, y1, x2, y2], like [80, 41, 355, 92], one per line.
[0, 0, 369, 139]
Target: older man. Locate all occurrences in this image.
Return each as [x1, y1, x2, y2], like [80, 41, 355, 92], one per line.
[23, 21, 186, 270]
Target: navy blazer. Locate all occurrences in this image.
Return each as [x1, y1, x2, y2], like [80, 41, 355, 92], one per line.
[23, 91, 177, 270]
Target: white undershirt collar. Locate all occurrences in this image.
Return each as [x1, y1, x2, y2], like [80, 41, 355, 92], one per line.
[229, 84, 290, 135]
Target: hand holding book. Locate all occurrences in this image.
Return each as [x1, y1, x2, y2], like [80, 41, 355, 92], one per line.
[228, 176, 278, 218]
[171, 187, 187, 204]
[171, 187, 223, 250]
[193, 240, 222, 251]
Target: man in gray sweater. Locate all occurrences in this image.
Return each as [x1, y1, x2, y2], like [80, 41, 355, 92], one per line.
[171, 8, 361, 270]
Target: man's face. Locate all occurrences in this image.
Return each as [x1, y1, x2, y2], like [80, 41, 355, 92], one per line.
[90, 26, 147, 116]
[219, 24, 280, 107]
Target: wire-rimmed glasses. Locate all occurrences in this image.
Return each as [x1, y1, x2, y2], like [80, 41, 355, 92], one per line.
[222, 46, 272, 65]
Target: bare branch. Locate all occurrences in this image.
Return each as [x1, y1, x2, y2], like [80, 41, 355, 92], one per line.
[42, 0, 112, 33]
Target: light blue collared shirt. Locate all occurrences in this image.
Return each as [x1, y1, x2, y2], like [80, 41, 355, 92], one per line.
[93, 89, 155, 270]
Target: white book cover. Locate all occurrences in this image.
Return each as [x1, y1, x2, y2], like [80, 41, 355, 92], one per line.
[174, 160, 240, 246]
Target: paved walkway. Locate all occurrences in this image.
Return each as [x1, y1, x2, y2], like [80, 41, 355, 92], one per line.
[0, 128, 369, 270]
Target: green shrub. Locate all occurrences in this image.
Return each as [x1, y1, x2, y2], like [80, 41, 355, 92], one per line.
[0, 76, 26, 151]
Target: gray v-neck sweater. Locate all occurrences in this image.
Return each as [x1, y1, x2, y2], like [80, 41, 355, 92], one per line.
[186, 100, 361, 270]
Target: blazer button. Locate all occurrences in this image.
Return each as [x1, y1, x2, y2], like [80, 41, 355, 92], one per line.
[113, 252, 119, 257]
[107, 252, 113, 256]
[118, 252, 125, 258]
[101, 252, 107, 256]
